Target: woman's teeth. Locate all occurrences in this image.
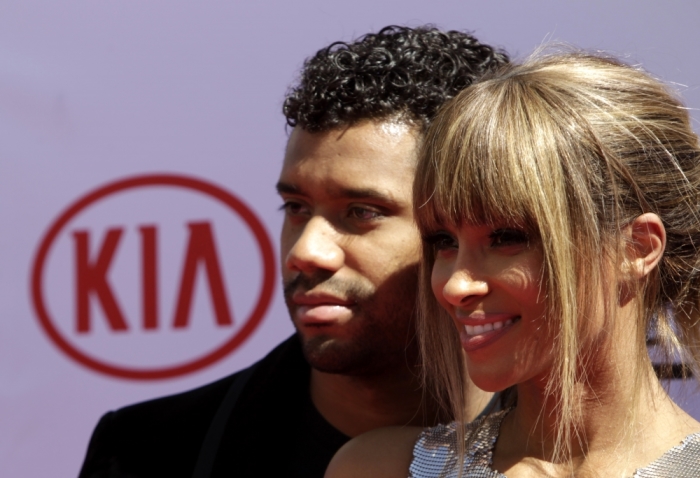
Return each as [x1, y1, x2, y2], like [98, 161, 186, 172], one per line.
[464, 318, 515, 336]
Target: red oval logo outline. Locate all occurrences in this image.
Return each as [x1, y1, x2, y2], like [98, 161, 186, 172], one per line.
[31, 174, 276, 380]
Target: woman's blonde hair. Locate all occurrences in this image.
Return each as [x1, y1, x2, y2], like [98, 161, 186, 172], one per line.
[414, 50, 700, 465]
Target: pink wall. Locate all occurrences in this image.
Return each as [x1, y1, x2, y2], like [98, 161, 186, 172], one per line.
[2, 1, 699, 476]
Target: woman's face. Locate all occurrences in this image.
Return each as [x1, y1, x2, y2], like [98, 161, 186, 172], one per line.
[429, 222, 555, 392]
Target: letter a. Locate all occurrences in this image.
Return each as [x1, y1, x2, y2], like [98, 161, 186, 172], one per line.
[172, 222, 233, 328]
[74, 228, 129, 333]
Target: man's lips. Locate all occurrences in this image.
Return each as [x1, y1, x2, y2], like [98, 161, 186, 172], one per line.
[292, 293, 355, 325]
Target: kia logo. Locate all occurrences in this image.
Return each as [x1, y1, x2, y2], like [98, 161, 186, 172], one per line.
[31, 174, 276, 380]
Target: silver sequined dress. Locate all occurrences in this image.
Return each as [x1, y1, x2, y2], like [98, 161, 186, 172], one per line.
[409, 409, 700, 477]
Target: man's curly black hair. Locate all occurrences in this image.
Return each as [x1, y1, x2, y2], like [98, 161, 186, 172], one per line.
[283, 25, 509, 132]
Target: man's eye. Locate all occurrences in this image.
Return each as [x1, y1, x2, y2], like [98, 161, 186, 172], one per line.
[280, 201, 308, 216]
[348, 207, 381, 220]
[425, 232, 457, 251]
[489, 228, 529, 248]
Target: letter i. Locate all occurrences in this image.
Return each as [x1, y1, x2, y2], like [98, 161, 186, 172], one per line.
[140, 225, 158, 330]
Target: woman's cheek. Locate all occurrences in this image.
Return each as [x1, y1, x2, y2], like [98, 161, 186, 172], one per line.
[431, 258, 452, 311]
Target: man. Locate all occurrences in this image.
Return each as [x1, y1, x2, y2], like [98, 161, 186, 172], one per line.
[78, 25, 509, 478]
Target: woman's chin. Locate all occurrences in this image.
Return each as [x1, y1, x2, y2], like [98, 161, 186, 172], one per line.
[468, 371, 515, 394]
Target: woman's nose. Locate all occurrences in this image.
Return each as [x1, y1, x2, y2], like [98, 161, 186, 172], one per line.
[440, 267, 489, 306]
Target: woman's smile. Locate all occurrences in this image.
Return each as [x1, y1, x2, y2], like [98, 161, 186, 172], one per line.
[453, 311, 521, 351]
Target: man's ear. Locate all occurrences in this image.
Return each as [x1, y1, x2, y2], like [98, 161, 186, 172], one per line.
[624, 213, 666, 279]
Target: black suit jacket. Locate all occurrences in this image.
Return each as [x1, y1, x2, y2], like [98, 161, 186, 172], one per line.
[78, 335, 346, 478]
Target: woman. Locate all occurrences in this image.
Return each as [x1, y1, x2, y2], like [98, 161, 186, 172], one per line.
[325, 51, 700, 477]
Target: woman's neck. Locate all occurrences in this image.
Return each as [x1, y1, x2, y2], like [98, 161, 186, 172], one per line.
[492, 331, 700, 476]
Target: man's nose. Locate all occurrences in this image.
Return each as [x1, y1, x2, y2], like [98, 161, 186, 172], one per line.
[284, 216, 344, 275]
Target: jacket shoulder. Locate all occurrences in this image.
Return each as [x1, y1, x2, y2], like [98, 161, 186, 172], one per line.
[78, 335, 303, 478]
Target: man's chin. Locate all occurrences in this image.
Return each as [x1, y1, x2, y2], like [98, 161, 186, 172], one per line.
[297, 334, 377, 376]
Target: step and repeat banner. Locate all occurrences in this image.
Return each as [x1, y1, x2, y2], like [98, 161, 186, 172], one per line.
[2, 1, 699, 476]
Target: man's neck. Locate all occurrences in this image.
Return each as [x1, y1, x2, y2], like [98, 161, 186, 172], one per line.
[309, 367, 428, 437]
[309, 366, 493, 437]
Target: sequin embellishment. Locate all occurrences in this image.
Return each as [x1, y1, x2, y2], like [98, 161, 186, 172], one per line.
[409, 410, 700, 477]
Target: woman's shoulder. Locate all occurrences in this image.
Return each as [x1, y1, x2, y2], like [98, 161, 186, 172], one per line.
[324, 426, 424, 478]
[325, 412, 509, 478]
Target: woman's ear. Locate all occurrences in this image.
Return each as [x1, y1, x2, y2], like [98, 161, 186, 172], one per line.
[624, 213, 666, 279]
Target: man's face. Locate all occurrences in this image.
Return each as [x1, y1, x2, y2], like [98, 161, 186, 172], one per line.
[277, 121, 421, 376]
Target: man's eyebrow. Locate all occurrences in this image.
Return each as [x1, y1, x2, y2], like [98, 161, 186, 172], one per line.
[275, 182, 300, 195]
[337, 187, 397, 204]
[275, 182, 400, 206]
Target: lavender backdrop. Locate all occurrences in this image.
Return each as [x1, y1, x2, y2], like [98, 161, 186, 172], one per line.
[1, 1, 699, 476]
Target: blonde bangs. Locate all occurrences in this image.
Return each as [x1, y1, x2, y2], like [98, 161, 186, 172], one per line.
[415, 75, 575, 246]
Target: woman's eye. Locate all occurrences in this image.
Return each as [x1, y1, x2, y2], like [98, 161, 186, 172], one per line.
[489, 228, 529, 248]
[426, 232, 457, 251]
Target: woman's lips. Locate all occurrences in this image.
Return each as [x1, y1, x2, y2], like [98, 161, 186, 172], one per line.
[464, 317, 514, 335]
[456, 314, 521, 352]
